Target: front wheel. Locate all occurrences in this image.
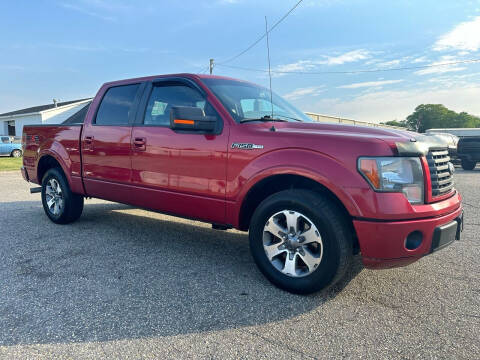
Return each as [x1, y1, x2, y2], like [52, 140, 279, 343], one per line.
[461, 159, 476, 170]
[41, 168, 84, 224]
[249, 189, 353, 294]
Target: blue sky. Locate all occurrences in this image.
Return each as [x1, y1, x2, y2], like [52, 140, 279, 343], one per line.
[1, 0, 480, 122]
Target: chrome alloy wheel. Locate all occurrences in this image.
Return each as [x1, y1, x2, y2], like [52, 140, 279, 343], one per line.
[45, 178, 64, 216]
[263, 210, 323, 277]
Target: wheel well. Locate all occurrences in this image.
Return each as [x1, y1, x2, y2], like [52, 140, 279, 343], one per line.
[238, 174, 359, 253]
[37, 155, 62, 183]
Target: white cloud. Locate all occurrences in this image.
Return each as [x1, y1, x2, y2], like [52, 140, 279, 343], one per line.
[272, 50, 371, 76]
[12, 42, 150, 53]
[412, 56, 428, 63]
[414, 55, 467, 75]
[377, 59, 401, 67]
[338, 79, 404, 89]
[59, 0, 131, 21]
[308, 83, 480, 122]
[319, 49, 371, 65]
[45, 43, 106, 52]
[74, 0, 130, 12]
[274, 60, 316, 73]
[427, 72, 480, 86]
[60, 3, 116, 21]
[284, 86, 325, 100]
[433, 16, 480, 52]
[0, 64, 26, 70]
[415, 65, 466, 75]
[271, 60, 316, 78]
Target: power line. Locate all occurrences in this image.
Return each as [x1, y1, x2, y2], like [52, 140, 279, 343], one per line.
[198, 66, 210, 74]
[215, 59, 480, 75]
[217, 0, 304, 65]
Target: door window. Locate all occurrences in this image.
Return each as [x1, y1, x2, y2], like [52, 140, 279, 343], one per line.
[143, 85, 217, 126]
[1, 137, 10, 144]
[95, 84, 140, 125]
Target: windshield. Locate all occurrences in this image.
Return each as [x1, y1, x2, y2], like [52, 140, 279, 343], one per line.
[202, 78, 313, 123]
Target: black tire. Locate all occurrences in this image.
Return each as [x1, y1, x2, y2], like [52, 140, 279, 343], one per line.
[461, 159, 476, 170]
[41, 167, 84, 224]
[11, 149, 22, 158]
[249, 189, 353, 294]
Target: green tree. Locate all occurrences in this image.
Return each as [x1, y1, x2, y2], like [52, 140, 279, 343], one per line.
[381, 120, 407, 127]
[405, 104, 480, 132]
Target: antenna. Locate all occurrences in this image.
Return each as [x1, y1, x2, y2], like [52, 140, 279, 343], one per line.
[265, 16, 274, 119]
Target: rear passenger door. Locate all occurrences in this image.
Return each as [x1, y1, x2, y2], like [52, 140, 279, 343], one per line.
[81, 83, 144, 202]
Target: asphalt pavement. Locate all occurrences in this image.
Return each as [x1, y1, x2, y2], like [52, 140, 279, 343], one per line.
[0, 168, 478, 359]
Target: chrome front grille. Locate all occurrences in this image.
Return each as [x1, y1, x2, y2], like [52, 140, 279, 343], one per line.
[427, 149, 454, 197]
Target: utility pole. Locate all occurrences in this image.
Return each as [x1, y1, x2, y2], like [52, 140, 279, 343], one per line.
[209, 59, 214, 74]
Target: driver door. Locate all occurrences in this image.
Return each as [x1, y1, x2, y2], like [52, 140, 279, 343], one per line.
[129, 79, 229, 224]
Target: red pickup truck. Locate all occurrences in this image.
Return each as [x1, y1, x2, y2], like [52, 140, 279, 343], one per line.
[21, 74, 463, 294]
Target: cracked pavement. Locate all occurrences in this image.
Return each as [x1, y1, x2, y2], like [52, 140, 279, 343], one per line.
[0, 168, 478, 359]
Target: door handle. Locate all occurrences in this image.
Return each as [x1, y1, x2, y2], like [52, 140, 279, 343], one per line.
[84, 136, 94, 150]
[133, 137, 146, 151]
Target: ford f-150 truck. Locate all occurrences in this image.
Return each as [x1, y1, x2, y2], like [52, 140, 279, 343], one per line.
[21, 74, 463, 294]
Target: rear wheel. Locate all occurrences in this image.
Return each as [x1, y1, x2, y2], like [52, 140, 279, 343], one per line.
[11, 149, 22, 158]
[249, 189, 353, 294]
[41, 168, 84, 224]
[461, 159, 476, 170]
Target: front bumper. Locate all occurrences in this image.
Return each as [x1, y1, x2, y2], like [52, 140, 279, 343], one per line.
[354, 205, 463, 269]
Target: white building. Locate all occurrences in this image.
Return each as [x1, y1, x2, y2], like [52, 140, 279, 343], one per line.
[0, 98, 92, 136]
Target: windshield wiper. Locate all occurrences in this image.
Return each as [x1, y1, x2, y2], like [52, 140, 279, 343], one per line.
[239, 116, 289, 123]
[273, 114, 303, 122]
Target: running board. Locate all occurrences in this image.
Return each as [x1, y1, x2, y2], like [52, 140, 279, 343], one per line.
[212, 224, 232, 231]
[30, 187, 42, 194]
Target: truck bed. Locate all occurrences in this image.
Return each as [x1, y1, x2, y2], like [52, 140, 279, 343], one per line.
[22, 124, 83, 185]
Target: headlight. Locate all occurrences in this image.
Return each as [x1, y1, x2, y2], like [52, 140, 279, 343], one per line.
[358, 157, 424, 204]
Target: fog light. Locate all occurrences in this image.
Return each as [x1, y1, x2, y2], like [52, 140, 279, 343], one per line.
[405, 231, 423, 250]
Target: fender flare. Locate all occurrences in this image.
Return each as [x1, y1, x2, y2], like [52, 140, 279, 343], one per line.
[229, 155, 365, 229]
[37, 144, 73, 187]
[239, 165, 361, 213]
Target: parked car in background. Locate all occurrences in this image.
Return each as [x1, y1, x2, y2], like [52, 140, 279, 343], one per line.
[457, 136, 480, 170]
[0, 135, 22, 157]
[426, 128, 480, 137]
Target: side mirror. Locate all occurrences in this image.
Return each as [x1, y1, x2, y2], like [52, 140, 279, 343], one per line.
[170, 106, 217, 133]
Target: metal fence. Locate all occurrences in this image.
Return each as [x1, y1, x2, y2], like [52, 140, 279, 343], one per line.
[305, 112, 406, 130]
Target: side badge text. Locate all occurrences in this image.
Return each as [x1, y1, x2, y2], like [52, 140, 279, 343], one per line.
[231, 143, 264, 150]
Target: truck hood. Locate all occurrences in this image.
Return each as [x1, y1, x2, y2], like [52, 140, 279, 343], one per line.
[267, 121, 447, 155]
